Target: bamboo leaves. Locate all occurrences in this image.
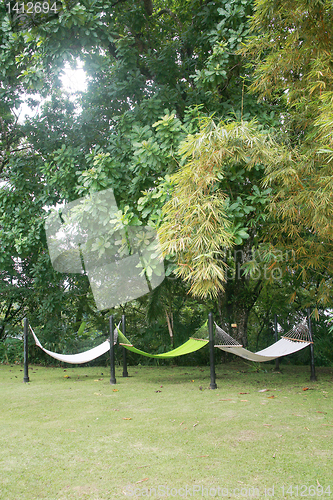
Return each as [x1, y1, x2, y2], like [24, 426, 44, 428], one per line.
[158, 119, 277, 299]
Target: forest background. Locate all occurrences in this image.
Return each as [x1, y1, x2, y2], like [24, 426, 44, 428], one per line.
[1, 0, 332, 367]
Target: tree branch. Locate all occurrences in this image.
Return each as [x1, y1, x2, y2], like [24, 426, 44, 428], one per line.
[111, 0, 129, 7]
[154, 8, 182, 29]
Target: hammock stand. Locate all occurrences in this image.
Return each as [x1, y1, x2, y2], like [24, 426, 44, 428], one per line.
[25, 317, 208, 387]
[29, 324, 113, 364]
[23, 313, 315, 385]
[116, 313, 215, 389]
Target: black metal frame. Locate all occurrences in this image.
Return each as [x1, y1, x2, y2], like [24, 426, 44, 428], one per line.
[274, 314, 280, 371]
[209, 312, 217, 389]
[23, 317, 30, 383]
[109, 315, 116, 385]
[122, 314, 128, 377]
[307, 308, 317, 381]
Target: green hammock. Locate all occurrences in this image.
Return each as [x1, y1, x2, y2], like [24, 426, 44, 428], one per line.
[117, 329, 208, 358]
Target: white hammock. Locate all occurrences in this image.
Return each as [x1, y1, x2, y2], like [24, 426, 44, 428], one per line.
[30, 325, 114, 364]
[215, 320, 312, 362]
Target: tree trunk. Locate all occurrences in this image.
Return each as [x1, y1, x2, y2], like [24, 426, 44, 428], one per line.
[165, 309, 174, 347]
[142, 0, 153, 16]
[0, 302, 16, 342]
[217, 242, 263, 346]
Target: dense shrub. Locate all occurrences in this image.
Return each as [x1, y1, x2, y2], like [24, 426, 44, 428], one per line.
[0, 338, 24, 364]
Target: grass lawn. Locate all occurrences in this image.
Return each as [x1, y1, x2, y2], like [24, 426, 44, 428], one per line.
[0, 361, 332, 499]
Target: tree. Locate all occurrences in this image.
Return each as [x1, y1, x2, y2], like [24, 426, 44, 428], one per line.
[241, 0, 333, 311]
[158, 118, 285, 344]
[2, 0, 309, 351]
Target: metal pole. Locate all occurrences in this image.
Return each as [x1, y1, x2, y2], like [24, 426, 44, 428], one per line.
[122, 314, 128, 377]
[109, 315, 116, 385]
[209, 312, 217, 389]
[307, 308, 317, 381]
[23, 318, 30, 383]
[274, 314, 280, 371]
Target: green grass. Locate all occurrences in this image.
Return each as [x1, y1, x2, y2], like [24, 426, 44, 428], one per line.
[0, 362, 332, 499]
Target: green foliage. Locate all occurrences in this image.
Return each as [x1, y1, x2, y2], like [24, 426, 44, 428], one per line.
[158, 118, 279, 300]
[0, 337, 23, 364]
[137, 175, 173, 227]
[241, 0, 333, 308]
[328, 316, 333, 335]
[1, 0, 332, 355]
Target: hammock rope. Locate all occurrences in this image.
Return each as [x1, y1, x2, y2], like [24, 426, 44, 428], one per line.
[117, 329, 208, 358]
[214, 319, 312, 362]
[214, 325, 243, 347]
[282, 319, 312, 343]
